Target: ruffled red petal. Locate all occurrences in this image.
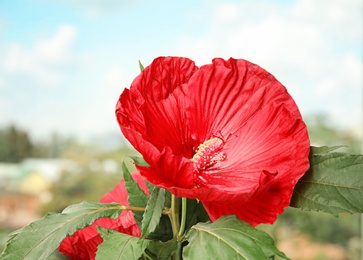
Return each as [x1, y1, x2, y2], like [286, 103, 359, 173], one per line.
[116, 57, 198, 156]
[59, 172, 148, 260]
[203, 180, 297, 226]
[195, 103, 308, 192]
[186, 58, 302, 140]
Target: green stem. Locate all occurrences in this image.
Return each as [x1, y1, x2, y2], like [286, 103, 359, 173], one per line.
[174, 198, 187, 260]
[175, 242, 182, 260]
[177, 197, 187, 238]
[171, 195, 180, 260]
[123, 205, 169, 215]
[124, 206, 147, 212]
[170, 195, 180, 238]
[143, 251, 153, 260]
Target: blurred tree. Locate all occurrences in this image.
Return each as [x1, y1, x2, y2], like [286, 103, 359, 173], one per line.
[305, 114, 361, 153]
[275, 208, 360, 246]
[32, 133, 76, 159]
[0, 125, 84, 161]
[0, 135, 8, 161]
[41, 169, 123, 214]
[0, 125, 33, 162]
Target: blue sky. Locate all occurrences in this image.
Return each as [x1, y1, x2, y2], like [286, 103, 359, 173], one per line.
[0, 0, 362, 141]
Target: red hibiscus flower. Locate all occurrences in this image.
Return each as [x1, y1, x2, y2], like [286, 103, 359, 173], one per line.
[116, 57, 310, 226]
[59, 172, 149, 260]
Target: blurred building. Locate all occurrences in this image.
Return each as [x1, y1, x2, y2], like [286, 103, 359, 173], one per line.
[0, 158, 77, 229]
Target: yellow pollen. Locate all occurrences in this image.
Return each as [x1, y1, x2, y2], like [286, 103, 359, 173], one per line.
[191, 137, 226, 171]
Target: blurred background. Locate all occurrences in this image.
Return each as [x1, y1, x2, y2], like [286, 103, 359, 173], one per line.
[0, 0, 362, 259]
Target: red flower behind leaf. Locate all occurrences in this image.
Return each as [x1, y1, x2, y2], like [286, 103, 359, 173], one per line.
[116, 57, 310, 226]
[58, 172, 149, 260]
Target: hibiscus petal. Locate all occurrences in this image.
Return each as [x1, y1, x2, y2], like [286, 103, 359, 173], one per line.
[200, 102, 309, 185]
[100, 171, 150, 205]
[186, 58, 301, 142]
[142, 87, 194, 156]
[59, 231, 101, 260]
[137, 146, 195, 189]
[170, 89, 308, 206]
[116, 88, 146, 136]
[117, 57, 198, 155]
[203, 180, 295, 226]
[132, 56, 198, 102]
[59, 211, 141, 260]
[59, 172, 147, 259]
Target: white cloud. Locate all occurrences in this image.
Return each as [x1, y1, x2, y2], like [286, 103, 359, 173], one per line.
[105, 67, 126, 89]
[215, 3, 240, 23]
[83, 67, 129, 132]
[175, 0, 362, 129]
[291, 0, 362, 41]
[35, 24, 77, 63]
[317, 54, 363, 96]
[2, 24, 77, 87]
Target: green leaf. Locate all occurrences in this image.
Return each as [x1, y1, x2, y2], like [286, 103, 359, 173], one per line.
[0, 202, 124, 260]
[183, 215, 288, 260]
[128, 156, 155, 193]
[185, 199, 210, 231]
[144, 239, 178, 260]
[138, 60, 145, 72]
[145, 180, 156, 195]
[164, 188, 172, 208]
[145, 189, 173, 242]
[291, 151, 363, 216]
[146, 215, 174, 242]
[122, 162, 148, 227]
[310, 145, 345, 154]
[129, 156, 149, 167]
[96, 227, 150, 260]
[140, 186, 165, 240]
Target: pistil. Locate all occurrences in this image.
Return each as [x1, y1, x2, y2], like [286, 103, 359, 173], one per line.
[191, 137, 227, 172]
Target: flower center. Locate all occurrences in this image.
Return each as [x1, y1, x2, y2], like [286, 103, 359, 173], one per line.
[191, 137, 226, 172]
